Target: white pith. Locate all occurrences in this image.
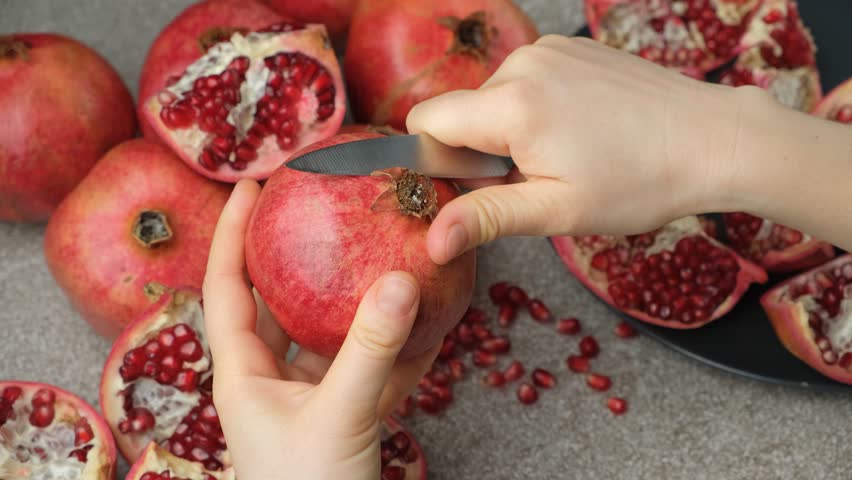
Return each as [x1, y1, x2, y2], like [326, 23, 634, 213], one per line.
[791, 286, 852, 356]
[130, 443, 235, 480]
[0, 385, 108, 480]
[740, 0, 789, 58]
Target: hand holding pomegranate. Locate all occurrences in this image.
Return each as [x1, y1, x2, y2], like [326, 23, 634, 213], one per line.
[202, 180, 437, 480]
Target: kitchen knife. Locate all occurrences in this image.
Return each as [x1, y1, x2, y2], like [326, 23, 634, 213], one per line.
[286, 134, 515, 178]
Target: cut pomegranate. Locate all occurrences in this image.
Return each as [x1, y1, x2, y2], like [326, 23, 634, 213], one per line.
[585, 0, 760, 75]
[531, 368, 557, 389]
[552, 216, 768, 328]
[614, 321, 638, 338]
[813, 78, 852, 124]
[503, 361, 526, 382]
[516, 383, 539, 405]
[721, 0, 821, 112]
[566, 355, 591, 373]
[761, 255, 852, 384]
[579, 336, 600, 358]
[607, 397, 629, 415]
[528, 299, 553, 322]
[142, 7, 346, 182]
[586, 374, 613, 392]
[556, 317, 582, 335]
[0, 381, 117, 479]
[722, 212, 834, 273]
[126, 442, 234, 480]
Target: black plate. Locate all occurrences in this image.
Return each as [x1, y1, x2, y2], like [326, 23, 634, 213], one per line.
[573, 1, 852, 390]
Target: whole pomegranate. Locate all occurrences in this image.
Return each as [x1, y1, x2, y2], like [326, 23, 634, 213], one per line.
[0, 33, 135, 222]
[813, 77, 852, 124]
[246, 133, 477, 359]
[44, 139, 231, 339]
[344, 0, 539, 131]
[102, 287, 426, 480]
[0, 381, 117, 479]
[139, 0, 346, 183]
[762, 255, 852, 384]
[261, 0, 358, 42]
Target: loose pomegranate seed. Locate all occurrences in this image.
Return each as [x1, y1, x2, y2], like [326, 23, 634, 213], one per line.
[429, 370, 451, 387]
[566, 355, 590, 373]
[579, 336, 600, 358]
[531, 368, 556, 389]
[472, 324, 493, 341]
[464, 307, 487, 324]
[498, 303, 517, 328]
[614, 321, 638, 338]
[528, 299, 552, 322]
[489, 282, 511, 304]
[382, 466, 406, 480]
[447, 358, 465, 380]
[417, 376, 434, 392]
[507, 286, 529, 305]
[473, 349, 497, 367]
[503, 360, 525, 382]
[586, 373, 612, 392]
[479, 336, 511, 354]
[482, 370, 506, 387]
[390, 431, 410, 453]
[456, 323, 475, 347]
[607, 397, 628, 415]
[438, 336, 456, 359]
[430, 385, 453, 404]
[516, 383, 538, 405]
[556, 317, 581, 335]
[415, 393, 442, 415]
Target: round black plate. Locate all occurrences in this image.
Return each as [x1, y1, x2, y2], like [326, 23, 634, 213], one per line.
[573, 1, 852, 390]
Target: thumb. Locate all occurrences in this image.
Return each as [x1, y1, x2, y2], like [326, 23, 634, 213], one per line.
[428, 179, 568, 264]
[318, 272, 420, 417]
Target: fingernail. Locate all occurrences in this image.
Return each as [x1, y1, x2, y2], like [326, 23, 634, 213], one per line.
[445, 224, 469, 260]
[376, 274, 418, 317]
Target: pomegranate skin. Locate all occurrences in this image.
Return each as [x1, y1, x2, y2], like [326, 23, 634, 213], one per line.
[813, 77, 852, 122]
[261, 0, 358, 41]
[344, 0, 539, 131]
[246, 133, 477, 359]
[137, 0, 285, 139]
[44, 139, 231, 339]
[0, 33, 136, 222]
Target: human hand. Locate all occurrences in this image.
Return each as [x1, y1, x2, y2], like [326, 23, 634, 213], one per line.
[202, 180, 439, 480]
[408, 35, 766, 264]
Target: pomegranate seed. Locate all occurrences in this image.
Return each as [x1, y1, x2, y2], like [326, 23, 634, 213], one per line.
[528, 299, 552, 322]
[566, 355, 590, 373]
[415, 393, 442, 415]
[74, 419, 94, 446]
[482, 370, 506, 387]
[472, 324, 493, 341]
[382, 466, 406, 480]
[417, 376, 434, 392]
[531, 368, 556, 389]
[447, 358, 465, 380]
[556, 317, 581, 335]
[464, 307, 487, 324]
[394, 396, 414, 418]
[503, 360, 525, 382]
[614, 321, 638, 338]
[31, 388, 55, 407]
[507, 286, 529, 305]
[479, 336, 511, 354]
[497, 303, 517, 328]
[607, 397, 628, 415]
[586, 373, 612, 392]
[579, 336, 600, 358]
[489, 282, 511, 304]
[29, 405, 54, 427]
[438, 336, 456, 359]
[2, 386, 22, 402]
[473, 349, 497, 367]
[456, 323, 474, 346]
[516, 383, 538, 405]
[381, 442, 397, 466]
[430, 385, 453, 404]
[390, 431, 410, 453]
[430, 370, 451, 387]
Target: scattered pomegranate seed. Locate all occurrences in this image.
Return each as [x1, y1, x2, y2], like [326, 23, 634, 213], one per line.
[473, 349, 497, 368]
[465, 307, 487, 324]
[527, 299, 552, 322]
[566, 355, 590, 373]
[482, 370, 506, 387]
[507, 286, 529, 305]
[456, 323, 474, 347]
[614, 321, 638, 338]
[556, 317, 581, 335]
[586, 374, 612, 392]
[382, 465, 406, 480]
[430, 385, 453, 404]
[430, 370, 451, 387]
[438, 337, 456, 359]
[489, 281, 511, 304]
[579, 336, 600, 358]
[531, 368, 556, 389]
[497, 303, 517, 328]
[447, 358, 465, 381]
[607, 397, 628, 415]
[503, 360, 525, 382]
[516, 383, 538, 405]
[417, 376, 434, 392]
[415, 393, 442, 415]
[472, 324, 493, 341]
[479, 336, 511, 354]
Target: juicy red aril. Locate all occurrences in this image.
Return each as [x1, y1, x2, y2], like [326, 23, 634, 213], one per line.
[489, 281, 511, 304]
[415, 393, 442, 415]
[472, 324, 493, 341]
[482, 370, 506, 387]
[417, 376, 434, 392]
[531, 368, 556, 389]
[566, 355, 590, 373]
[503, 360, 525, 382]
[3, 386, 22, 402]
[579, 336, 600, 358]
[528, 299, 552, 322]
[447, 358, 465, 380]
[438, 336, 456, 360]
[382, 466, 406, 480]
[681, 1, 745, 61]
[498, 303, 517, 328]
[430, 385, 453, 404]
[473, 349, 497, 367]
[29, 389, 56, 427]
[756, 4, 814, 68]
[607, 397, 628, 415]
[456, 323, 475, 346]
[120, 324, 202, 388]
[507, 286, 529, 305]
[614, 321, 638, 338]
[516, 383, 538, 405]
[118, 407, 155, 433]
[557, 317, 581, 335]
[832, 105, 852, 124]
[74, 418, 94, 446]
[724, 212, 808, 264]
[479, 336, 511, 354]
[429, 370, 451, 387]
[162, 395, 225, 470]
[464, 307, 487, 324]
[587, 374, 612, 392]
[68, 444, 94, 462]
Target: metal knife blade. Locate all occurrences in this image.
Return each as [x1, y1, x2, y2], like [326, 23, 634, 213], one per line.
[286, 134, 515, 178]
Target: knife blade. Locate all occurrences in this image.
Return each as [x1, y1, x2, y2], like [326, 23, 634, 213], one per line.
[285, 134, 515, 178]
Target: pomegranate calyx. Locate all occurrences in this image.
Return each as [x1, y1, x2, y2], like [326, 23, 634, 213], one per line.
[133, 211, 174, 248]
[371, 169, 438, 220]
[0, 36, 30, 60]
[197, 27, 248, 52]
[440, 11, 495, 59]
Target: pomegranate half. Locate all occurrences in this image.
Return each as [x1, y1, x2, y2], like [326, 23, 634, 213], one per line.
[44, 139, 231, 339]
[126, 442, 234, 480]
[762, 255, 852, 384]
[0, 381, 117, 479]
[246, 133, 477, 359]
[552, 216, 768, 328]
[0, 33, 136, 222]
[344, 0, 539, 131]
[813, 77, 852, 124]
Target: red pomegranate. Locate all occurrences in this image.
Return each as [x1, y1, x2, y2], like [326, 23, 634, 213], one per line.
[813, 77, 852, 124]
[344, 0, 539, 131]
[260, 0, 358, 42]
[246, 133, 477, 358]
[0, 381, 117, 479]
[585, 0, 760, 76]
[139, 0, 346, 182]
[762, 255, 852, 384]
[337, 123, 405, 136]
[0, 33, 135, 223]
[102, 287, 427, 480]
[720, 0, 821, 113]
[552, 216, 768, 328]
[44, 139, 231, 339]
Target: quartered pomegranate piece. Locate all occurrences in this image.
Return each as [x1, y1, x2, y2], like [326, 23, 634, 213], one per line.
[762, 255, 852, 384]
[126, 442, 233, 480]
[585, 0, 759, 75]
[0, 381, 116, 480]
[552, 216, 767, 328]
[813, 77, 852, 124]
[720, 0, 821, 112]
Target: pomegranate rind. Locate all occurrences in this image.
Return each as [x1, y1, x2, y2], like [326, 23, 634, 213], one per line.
[761, 255, 852, 385]
[260, 0, 358, 41]
[0, 381, 117, 480]
[551, 217, 768, 329]
[126, 442, 235, 480]
[143, 24, 347, 183]
[812, 77, 852, 119]
[761, 238, 835, 273]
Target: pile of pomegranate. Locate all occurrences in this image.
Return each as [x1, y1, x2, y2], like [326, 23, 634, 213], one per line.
[2, 0, 852, 477]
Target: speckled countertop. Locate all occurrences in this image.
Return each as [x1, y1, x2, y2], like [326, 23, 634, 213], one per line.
[2, 1, 850, 479]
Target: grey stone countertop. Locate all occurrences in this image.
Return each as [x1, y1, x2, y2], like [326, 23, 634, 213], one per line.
[2, 1, 850, 479]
